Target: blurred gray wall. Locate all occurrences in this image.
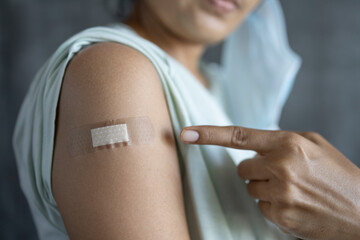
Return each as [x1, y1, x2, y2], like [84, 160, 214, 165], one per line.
[1, 0, 359, 239]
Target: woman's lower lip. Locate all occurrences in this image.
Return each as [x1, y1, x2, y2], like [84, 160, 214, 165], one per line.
[207, 0, 238, 14]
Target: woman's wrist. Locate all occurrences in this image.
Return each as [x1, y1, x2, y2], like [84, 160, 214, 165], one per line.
[342, 168, 360, 240]
[354, 170, 360, 239]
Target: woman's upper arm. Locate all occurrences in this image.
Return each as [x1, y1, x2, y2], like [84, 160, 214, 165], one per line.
[52, 42, 189, 240]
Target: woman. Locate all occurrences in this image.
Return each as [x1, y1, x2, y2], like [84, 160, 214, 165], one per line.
[13, 0, 301, 239]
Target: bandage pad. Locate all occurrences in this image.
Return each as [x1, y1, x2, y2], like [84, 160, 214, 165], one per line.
[67, 116, 154, 157]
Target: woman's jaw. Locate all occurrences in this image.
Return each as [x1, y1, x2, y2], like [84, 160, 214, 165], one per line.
[123, 0, 260, 79]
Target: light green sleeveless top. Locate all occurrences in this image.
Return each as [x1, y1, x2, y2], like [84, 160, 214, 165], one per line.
[13, 1, 301, 239]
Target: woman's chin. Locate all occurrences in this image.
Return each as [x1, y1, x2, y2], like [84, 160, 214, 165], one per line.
[186, 26, 233, 45]
[185, 12, 242, 44]
[196, 33, 227, 45]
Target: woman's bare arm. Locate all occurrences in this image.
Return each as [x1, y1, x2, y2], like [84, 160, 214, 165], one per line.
[52, 42, 190, 240]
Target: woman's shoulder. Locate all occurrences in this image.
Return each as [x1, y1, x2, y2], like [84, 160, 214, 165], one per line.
[61, 40, 165, 120]
[65, 41, 156, 85]
[58, 22, 171, 116]
[52, 23, 172, 94]
[58, 23, 168, 66]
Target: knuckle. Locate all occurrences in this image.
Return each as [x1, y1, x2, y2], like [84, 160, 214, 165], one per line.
[303, 131, 323, 143]
[279, 184, 297, 207]
[284, 132, 301, 145]
[302, 131, 318, 139]
[283, 133, 306, 154]
[282, 166, 294, 182]
[231, 127, 247, 147]
[273, 161, 295, 182]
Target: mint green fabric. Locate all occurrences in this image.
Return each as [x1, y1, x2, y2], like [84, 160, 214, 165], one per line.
[13, 0, 300, 239]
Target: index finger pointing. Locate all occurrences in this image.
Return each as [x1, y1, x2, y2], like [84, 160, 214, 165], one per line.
[180, 125, 280, 153]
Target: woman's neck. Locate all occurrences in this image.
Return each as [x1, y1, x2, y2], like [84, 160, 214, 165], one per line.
[123, 1, 210, 88]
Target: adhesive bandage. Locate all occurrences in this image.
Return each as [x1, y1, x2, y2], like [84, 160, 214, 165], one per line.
[67, 116, 154, 157]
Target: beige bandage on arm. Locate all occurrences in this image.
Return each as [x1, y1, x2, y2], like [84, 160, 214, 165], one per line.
[67, 116, 154, 157]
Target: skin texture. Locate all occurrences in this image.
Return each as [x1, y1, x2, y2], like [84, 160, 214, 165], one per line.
[180, 126, 360, 240]
[52, 0, 260, 239]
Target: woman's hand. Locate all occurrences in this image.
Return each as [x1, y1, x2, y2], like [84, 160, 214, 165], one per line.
[180, 126, 360, 240]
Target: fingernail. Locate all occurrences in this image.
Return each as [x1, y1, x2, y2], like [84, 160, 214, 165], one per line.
[181, 130, 199, 143]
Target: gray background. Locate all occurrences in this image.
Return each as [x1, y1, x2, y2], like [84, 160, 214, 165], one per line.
[1, 0, 359, 239]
